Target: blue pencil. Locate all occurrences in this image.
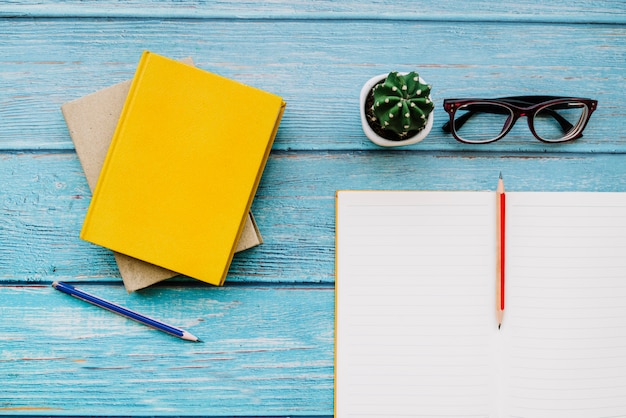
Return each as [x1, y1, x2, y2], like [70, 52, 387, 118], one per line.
[52, 281, 201, 342]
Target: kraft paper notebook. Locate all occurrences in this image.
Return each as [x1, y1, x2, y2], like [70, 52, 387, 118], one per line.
[61, 58, 264, 292]
[336, 190, 626, 418]
[80, 51, 285, 286]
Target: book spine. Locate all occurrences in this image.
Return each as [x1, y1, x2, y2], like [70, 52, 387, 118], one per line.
[216, 102, 285, 286]
[80, 51, 151, 240]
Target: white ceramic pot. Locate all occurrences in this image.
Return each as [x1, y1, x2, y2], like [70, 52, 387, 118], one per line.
[360, 73, 434, 147]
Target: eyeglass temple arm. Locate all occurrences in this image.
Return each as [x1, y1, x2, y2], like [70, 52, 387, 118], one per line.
[442, 98, 576, 134]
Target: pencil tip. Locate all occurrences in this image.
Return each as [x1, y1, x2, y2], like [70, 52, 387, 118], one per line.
[499, 172, 503, 179]
[498, 323, 501, 329]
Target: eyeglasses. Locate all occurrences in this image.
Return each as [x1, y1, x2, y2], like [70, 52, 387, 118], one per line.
[442, 96, 597, 144]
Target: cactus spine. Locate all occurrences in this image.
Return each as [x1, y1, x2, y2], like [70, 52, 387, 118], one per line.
[371, 71, 434, 139]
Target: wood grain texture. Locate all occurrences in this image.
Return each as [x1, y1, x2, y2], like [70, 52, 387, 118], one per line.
[2, 0, 626, 23]
[0, 19, 624, 152]
[2, 151, 626, 285]
[1, 0, 625, 415]
[0, 284, 334, 415]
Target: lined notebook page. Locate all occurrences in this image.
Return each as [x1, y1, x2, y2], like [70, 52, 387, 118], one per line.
[503, 192, 626, 418]
[336, 191, 497, 418]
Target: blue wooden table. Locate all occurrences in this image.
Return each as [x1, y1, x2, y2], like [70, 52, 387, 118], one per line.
[1, 1, 625, 415]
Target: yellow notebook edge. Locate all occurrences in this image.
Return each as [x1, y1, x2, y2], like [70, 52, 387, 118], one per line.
[215, 100, 286, 286]
[80, 50, 151, 242]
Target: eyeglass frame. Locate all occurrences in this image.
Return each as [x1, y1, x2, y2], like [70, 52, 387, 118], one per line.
[442, 95, 598, 144]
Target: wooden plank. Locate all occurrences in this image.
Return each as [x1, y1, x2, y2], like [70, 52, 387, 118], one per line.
[2, 151, 626, 285]
[0, 2, 623, 417]
[0, 19, 623, 152]
[0, 283, 334, 415]
[2, 0, 625, 23]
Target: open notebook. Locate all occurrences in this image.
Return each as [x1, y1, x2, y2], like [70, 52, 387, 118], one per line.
[335, 190, 626, 418]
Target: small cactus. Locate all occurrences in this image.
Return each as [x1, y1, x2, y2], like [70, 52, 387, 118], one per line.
[371, 71, 434, 139]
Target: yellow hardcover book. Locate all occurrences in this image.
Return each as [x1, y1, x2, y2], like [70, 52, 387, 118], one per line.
[62, 58, 265, 292]
[81, 51, 285, 286]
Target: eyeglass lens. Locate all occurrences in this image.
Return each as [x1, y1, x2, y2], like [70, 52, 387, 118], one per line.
[533, 102, 587, 141]
[452, 101, 589, 143]
[453, 103, 512, 143]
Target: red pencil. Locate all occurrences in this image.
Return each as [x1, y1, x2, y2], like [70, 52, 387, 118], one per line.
[496, 173, 506, 329]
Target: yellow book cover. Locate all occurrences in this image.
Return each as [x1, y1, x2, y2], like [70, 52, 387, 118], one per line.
[80, 51, 285, 286]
